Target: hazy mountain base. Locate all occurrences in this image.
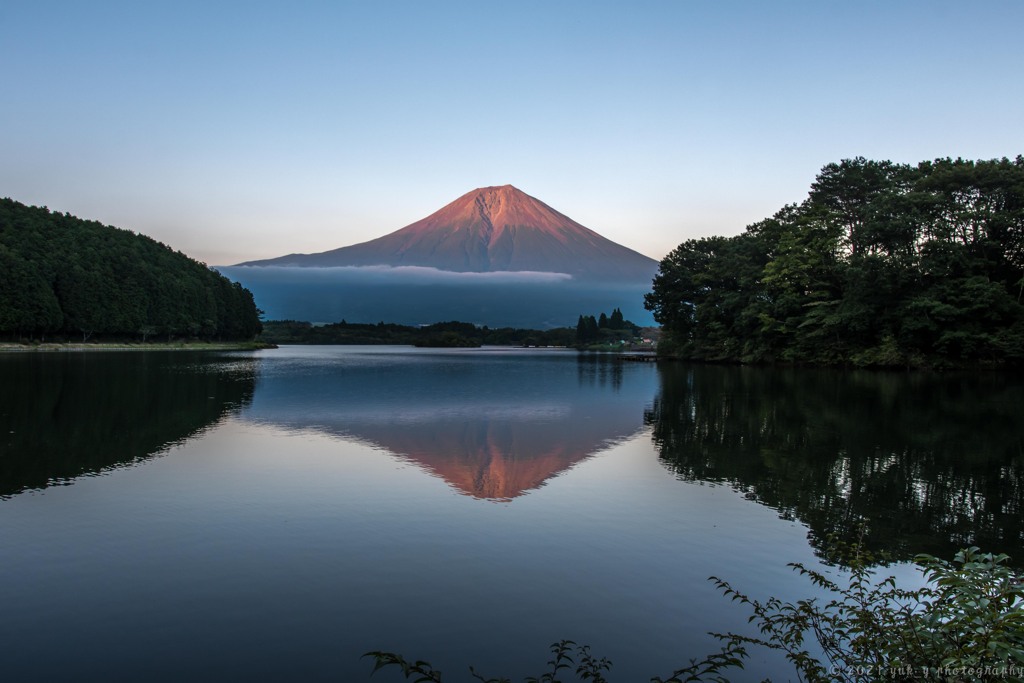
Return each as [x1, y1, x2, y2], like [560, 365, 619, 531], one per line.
[219, 265, 656, 329]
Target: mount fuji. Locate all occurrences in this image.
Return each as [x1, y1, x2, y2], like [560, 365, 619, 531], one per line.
[237, 185, 657, 281]
[221, 186, 659, 328]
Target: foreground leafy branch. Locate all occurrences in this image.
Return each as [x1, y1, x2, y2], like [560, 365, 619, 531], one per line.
[708, 547, 1024, 682]
[364, 641, 615, 683]
[365, 547, 1024, 682]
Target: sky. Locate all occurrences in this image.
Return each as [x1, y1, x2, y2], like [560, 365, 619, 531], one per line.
[2, 0, 1022, 266]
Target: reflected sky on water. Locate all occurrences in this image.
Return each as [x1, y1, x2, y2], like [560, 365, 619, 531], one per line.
[1, 347, 1019, 681]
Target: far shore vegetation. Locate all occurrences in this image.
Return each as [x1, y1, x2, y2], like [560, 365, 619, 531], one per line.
[257, 310, 655, 350]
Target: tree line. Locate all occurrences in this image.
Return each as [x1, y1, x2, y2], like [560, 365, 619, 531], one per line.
[574, 306, 641, 345]
[0, 198, 262, 341]
[644, 156, 1024, 367]
[259, 319, 579, 347]
[261, 309, 648, 348]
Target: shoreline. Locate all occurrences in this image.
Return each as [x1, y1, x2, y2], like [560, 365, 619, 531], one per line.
[0, 341, 276, 352]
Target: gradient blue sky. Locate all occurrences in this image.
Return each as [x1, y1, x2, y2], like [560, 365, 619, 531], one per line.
[2, 1, 1021, 266]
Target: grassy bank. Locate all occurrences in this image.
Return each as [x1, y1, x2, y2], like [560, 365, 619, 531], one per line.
[0, 341, 276, 352]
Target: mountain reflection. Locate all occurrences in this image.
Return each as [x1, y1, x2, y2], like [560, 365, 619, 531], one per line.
[0, 352, 256, 498]
[242, 349, 657, 500]
[645, 364, 1024, 564]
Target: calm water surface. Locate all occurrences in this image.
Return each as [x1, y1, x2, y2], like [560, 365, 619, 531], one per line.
[1, 346, 1021, 682]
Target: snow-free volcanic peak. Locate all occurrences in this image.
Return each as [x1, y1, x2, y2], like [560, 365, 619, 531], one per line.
[237, 185, 659, 280]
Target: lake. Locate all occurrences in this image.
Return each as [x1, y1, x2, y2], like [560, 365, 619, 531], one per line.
[1, 346, 1021, 682]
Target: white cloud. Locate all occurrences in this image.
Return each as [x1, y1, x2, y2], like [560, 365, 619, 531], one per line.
[226, 265, 574, 284]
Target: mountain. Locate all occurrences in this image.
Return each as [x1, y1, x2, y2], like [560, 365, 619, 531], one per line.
[347, 417, 624, 501]
[237, 185, 658, 281]
[221, 185, 660, 327]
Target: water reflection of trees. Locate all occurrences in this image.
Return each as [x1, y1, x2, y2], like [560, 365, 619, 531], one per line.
[645, 364, 1024, 564]
[0, 353, 256, 497]
[576, 353, 625, 391]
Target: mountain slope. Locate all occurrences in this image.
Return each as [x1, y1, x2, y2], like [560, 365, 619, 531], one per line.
[238, 185, 658, 280]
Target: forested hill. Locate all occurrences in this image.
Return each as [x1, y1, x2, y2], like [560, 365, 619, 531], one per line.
[0, 198, 262, 341]
[644, 156, 1024, 368]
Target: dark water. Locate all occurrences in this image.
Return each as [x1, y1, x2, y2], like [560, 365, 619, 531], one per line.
[1, 347, 1021, 682]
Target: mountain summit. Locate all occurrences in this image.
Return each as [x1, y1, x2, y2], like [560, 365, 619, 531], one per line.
[238, 185, 658, 280]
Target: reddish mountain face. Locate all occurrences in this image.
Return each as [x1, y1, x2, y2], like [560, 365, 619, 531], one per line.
[350, 416, 617, 501]
[238, 185, 658, 280]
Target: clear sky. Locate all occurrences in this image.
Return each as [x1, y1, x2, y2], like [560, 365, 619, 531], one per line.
[2, 0, 1022, 266]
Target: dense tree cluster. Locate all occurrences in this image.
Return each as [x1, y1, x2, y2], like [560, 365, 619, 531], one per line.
[263, 315, 652, 348]
[0, 198, 262, 341]
[645, 157, 1024, 367]
[574, 307, 640, 345]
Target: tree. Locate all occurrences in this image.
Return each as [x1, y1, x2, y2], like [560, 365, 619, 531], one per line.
[643, 156, 1024, 368]
[644, 237, 724, 347]
[609, 307, 625, 329]
[575, 314, 601, 345]
[0, 198, 263, 341]
[645, 234, 769, 360]
[0, 246, 62, 338]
